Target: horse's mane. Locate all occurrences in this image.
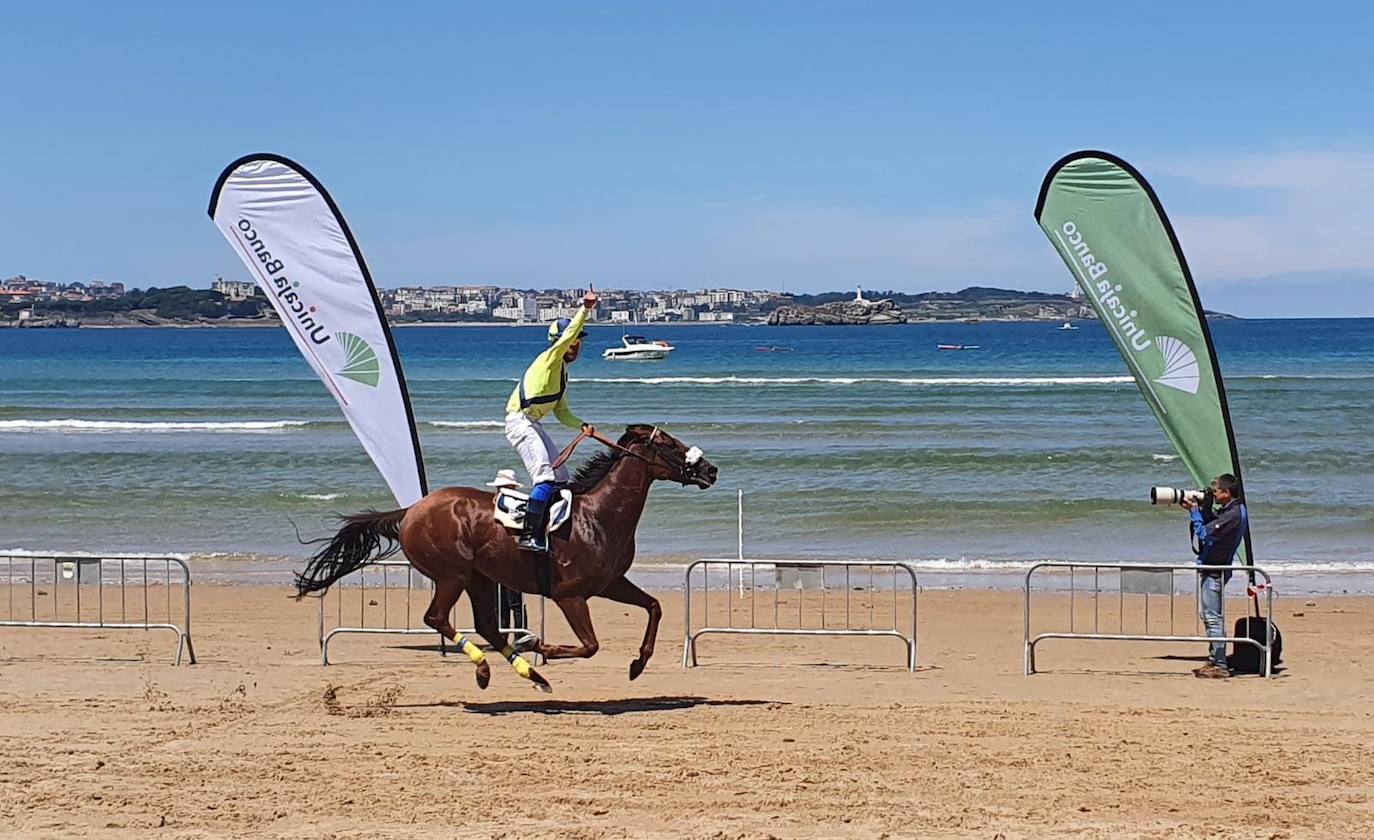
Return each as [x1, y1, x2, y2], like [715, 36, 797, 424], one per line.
[570, 450, 620, 493]
[568, 425, 657, 493]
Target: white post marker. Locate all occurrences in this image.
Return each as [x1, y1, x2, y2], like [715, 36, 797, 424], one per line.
[737, 488, 745, 597]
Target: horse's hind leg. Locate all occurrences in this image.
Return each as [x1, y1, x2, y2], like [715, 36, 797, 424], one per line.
[600, 576, 661, 680]
[423, 577, 491, 690]
[468, 574, 552, 693]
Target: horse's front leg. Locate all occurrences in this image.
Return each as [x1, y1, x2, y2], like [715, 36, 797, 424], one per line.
[600, 577, 660, 680]
[540, 596, 601, 659]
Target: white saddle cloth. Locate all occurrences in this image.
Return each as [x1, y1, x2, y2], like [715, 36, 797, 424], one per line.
[493, 487, 573, 534]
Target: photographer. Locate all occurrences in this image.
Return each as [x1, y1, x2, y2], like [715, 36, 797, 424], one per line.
[1182, 473, 1249, 679]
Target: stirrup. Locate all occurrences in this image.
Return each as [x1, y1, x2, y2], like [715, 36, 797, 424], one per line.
[517, 532, 550, 553]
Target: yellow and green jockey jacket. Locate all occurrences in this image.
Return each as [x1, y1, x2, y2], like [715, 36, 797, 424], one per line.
[505, 307, 588, 429]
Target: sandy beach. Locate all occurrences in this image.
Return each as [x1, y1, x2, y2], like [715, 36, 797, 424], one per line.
[2, 583, 1372, 839]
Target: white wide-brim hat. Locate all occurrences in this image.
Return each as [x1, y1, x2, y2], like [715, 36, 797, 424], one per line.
[485, 469, 524, 489]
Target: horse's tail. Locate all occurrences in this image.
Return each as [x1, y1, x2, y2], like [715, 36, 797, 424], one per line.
[294, 508, 408, 599]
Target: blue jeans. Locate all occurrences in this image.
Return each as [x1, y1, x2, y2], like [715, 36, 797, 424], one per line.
[1199, 575, 1227, 667]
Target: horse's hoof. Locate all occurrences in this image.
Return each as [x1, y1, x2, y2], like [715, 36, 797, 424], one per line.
[629, 659, 646, 681]
[530, 669, 553, 694]
[475, 662, 491, 690]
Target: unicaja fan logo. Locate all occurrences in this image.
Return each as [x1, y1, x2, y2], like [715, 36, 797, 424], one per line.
[1153, 336, 1199, 394]
[334, 332, 381, 387]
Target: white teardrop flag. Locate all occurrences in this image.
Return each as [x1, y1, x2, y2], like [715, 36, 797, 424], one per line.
[208, 154, 427, 507]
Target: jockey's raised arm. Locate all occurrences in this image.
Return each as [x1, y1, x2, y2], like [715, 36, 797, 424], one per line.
[548, 304, 590, 357]
[502, 289, 597, 552]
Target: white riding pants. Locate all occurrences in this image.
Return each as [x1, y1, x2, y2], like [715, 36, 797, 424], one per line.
[504, 411, 571, 486]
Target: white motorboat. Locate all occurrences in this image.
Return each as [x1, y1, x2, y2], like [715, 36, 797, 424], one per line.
[602, 334, 675, 360]
[1058, 321, 1079, 331]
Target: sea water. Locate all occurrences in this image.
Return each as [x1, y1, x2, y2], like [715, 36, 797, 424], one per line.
[2, 320, 1371, 589]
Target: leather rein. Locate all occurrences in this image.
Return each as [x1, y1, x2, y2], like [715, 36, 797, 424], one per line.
[551, 427, 647, 471]
[552, 427, 697, 478]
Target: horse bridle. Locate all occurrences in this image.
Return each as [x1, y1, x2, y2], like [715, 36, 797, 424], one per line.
[640, 427, 707, 483]
[553, 426, 706, 483]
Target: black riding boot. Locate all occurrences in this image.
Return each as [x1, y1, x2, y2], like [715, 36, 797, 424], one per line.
[518, 493, 551, 553]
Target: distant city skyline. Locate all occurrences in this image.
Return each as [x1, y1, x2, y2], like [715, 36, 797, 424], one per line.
[3, 3, 1372, 318]
[5, 266, 1372, 322]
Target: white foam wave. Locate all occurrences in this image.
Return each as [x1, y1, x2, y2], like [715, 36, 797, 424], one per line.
[1249, 561, 1374, 573]
[1241, 373, 1374, 381]
[571, 375, 1134, 387]
[904, 558, 1035, 571]
[0, 419, 311, 433]
[301, 493, 345, 501]
[1151, 454, 1179, 462]
[1, 548, 191, 561]
[901, 558, 1374, 574]
[648, 558, 1374, 577]
[678, 556, 1374, 574]
[427, 420, 505, 429]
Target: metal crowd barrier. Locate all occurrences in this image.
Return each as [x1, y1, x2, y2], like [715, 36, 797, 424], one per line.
[682, 558, 918, 671]
[1024, 562, 1275, 677]
[0, 552, 195, 665]
[318, 558, 545, 665]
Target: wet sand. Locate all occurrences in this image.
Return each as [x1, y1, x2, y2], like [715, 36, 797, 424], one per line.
[1, 583, 1372, 839]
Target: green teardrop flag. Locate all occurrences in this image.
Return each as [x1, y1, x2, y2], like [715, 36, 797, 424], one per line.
[1035, 151, 1250, 566]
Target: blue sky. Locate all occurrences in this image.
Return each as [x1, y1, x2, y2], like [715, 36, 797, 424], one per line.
[3, 2, 1372, 316]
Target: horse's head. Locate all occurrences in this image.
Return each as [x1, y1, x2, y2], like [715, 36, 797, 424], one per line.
[619, 424, 718, 489]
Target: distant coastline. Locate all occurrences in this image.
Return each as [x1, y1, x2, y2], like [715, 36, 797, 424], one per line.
[1, 284, 1239, 329]
[2, 313, 1247, 330]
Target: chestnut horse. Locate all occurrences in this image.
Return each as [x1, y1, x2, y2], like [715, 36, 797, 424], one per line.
[296, 425, 718, 692]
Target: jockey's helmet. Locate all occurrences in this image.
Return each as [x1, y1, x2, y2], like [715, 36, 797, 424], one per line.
[548, 318, 588, 343]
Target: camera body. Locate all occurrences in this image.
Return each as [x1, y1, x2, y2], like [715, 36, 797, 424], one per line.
[1150, 486, 1214, 507]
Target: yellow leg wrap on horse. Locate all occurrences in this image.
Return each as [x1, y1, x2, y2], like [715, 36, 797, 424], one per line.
[455, 637, 486, 665]
[500, 645, 533, 679]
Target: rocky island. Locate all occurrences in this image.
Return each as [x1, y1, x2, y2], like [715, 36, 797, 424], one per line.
[764, 286, 1233, 325]
[767, 287, 1094, 325]
[767, 297, 908, 325]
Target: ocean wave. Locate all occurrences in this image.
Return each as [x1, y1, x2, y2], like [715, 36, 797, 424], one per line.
[906, 558, 1374, 574]
[427, 420, 505, 429]
[432, 372, 1374, 387]
[300, 493, 345, 501]
[1151, 454, 1179, 462]
[0, 419, 312, 433]
[1, 548, 192, 561]
[651, 556, 1374, 573]
[569, 375, 1136, 387]
[1242, 373, 1374, 381]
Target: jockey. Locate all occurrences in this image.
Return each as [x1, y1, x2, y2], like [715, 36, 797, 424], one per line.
[504, 287, 598, 552]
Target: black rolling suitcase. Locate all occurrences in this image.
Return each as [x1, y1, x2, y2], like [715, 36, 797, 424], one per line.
[1228, 587, 1282, 674]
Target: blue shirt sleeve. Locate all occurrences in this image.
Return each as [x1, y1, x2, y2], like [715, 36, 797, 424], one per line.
[1190, 508, 1210, 544]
